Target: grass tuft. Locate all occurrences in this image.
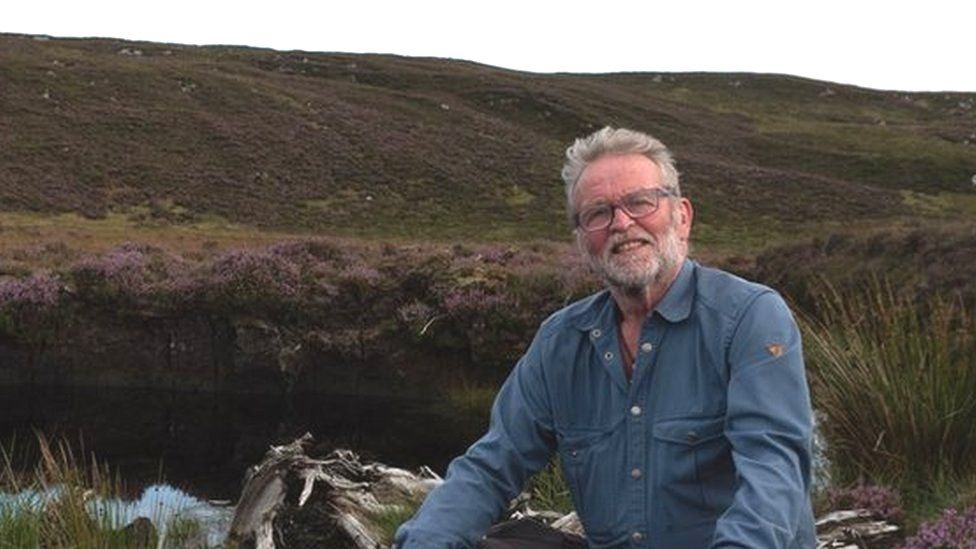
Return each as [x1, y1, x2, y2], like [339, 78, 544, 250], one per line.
[0, 433, 211, 548]
[801, 278, 976, 519]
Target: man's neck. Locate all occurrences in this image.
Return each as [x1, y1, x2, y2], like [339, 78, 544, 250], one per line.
[610, 261, 683, 324]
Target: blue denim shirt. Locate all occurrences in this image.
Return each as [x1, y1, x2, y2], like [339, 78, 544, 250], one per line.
[396, 260, 816, 548]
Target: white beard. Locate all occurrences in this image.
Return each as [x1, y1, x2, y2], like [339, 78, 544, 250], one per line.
[586, 222, 683, 293]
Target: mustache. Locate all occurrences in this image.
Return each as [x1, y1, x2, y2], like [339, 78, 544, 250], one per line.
[604, 230, 657, 255]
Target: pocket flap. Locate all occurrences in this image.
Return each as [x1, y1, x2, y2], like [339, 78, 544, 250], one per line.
[652, 415, 725, 446]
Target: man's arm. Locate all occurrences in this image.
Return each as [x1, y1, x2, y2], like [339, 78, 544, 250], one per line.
[395, 334, 556, 548]
[711, 290, 815, 548]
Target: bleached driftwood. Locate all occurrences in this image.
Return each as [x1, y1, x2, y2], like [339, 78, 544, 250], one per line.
[227, 433, 442, 549]
[816, 508, 901, 548]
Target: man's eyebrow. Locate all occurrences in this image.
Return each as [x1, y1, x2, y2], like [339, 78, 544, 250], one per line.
[579, 198, 610, 209]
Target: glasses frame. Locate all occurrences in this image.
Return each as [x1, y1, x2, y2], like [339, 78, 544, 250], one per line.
[574, 187, 676, 233]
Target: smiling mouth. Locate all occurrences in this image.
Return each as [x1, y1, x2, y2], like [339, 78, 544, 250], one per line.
[612, 240, 650, 254]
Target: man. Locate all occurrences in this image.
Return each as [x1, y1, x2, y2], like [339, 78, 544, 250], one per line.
[396, 127, 816, 548]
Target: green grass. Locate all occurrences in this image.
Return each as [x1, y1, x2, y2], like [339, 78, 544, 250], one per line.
[369, 500, 424, 546]
[801, 278, 976, 521]
[900, 190, 976, 217]
[525, 458, 575, 515]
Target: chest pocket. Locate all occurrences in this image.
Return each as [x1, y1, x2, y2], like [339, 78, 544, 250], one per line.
[652, 415, 733, 528]
[556, 421, 626, 543]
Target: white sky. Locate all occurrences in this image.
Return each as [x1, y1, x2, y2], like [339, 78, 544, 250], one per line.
[5, 0, 975, 92]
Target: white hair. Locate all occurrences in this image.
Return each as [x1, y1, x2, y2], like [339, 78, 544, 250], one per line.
[561, 126, 681, 218]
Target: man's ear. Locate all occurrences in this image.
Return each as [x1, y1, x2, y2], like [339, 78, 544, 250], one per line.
[573, 227, 586, 255]
[677, 198, 694, 240]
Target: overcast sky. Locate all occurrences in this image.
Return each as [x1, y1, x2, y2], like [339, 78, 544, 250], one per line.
[5, 0, 975, 92]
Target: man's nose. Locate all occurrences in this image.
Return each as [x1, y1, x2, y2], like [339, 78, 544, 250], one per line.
[608, 205, 635, 231]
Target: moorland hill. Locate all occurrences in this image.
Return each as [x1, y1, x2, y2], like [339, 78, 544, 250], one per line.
[1, 33, 974, 248]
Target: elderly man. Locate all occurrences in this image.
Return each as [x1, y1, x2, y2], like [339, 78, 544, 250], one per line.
[396, 127, 816, 548]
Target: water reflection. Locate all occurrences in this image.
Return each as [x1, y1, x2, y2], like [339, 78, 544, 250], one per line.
[0, 385, 477, 500]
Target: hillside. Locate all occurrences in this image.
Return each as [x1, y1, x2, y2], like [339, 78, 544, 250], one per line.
[1, 33, 975, 250]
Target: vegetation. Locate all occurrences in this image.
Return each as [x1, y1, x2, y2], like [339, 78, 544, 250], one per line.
[1, 34, 974, 250]
[2, 31, 974, 546]
[801, 279, 976, 529]
[0, 435, 210, 548]
[0, 239, 599, 387]
[368, 497, 425, 546]
[525, 458, 574, 516]
[903, 506, 976, 548]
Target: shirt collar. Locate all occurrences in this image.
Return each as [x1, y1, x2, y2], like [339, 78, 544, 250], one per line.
[654, 259, 694, 323]
[570, 259, 695, 331]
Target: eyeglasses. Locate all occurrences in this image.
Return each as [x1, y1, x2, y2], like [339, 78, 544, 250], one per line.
[575, 187, 676, 232]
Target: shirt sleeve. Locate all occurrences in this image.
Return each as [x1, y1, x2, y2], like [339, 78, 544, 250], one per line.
[711, 291, 815, 548]
[394, 331, 557, 548]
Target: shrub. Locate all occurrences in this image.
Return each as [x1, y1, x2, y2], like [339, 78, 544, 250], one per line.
[68, 243, 186, 312]
[902, 506, 976, 548]
[197, 248, 303, 318]
[825, 483, 904, 522]
[0, 272, 64, 354]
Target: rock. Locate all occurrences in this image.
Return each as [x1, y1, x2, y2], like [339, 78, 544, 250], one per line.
[120, 516, 157, 548]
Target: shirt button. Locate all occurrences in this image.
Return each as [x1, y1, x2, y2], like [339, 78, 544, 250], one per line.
[632, 531, 644, 542]
[686, 431, 700, 443]
[630, 405, 642, 416]
[591, 329, 602, 338]
[640, 342, 653, 352]
[603, 351, 613, 361]
[630, 468, 642, 479]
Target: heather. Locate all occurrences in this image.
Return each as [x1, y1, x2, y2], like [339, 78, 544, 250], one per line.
[903, 506, 976, 548]
[3, 34, 975, 246]
[749, 223, 976, 312]
[0, 238, 598, 385]
[822, 483, 905, 522]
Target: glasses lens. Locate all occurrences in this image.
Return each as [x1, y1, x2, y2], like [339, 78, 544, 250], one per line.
[579, 205, 611, 231]
[622, 190, 661, 217]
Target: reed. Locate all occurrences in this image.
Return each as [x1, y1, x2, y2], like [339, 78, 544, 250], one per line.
[801, 279, 976, 503]
[0, 434, 209, 548]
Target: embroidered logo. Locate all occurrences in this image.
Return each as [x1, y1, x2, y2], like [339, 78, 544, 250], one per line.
[766, 343, 785, 357]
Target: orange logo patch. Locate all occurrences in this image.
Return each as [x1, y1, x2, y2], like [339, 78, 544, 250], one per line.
[766, 343, 785, 357]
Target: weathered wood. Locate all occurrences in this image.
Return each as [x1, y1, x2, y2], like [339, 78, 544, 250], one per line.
[815, 509, 902, 548]
[228, 434, 442, 548]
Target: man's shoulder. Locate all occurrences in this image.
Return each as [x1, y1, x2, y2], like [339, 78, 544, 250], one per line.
[536, 289, 611, 339]
[692, 262, 780, 318]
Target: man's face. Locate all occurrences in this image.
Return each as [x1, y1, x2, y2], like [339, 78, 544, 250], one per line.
[573, 154, 692, 292]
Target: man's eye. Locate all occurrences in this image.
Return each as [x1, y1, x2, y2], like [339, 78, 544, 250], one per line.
[625, 197, 656, 211]
[581, 207, 610, 224]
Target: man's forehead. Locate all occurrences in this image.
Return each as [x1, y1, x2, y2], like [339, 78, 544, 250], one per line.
[578, 154, 661, 184]
[574, 154, 663, 201]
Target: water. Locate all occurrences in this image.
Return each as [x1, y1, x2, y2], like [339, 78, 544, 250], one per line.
[0, 484, 234, 546]
[0, 385, 480, 500]
[2, 384, 481, 544]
